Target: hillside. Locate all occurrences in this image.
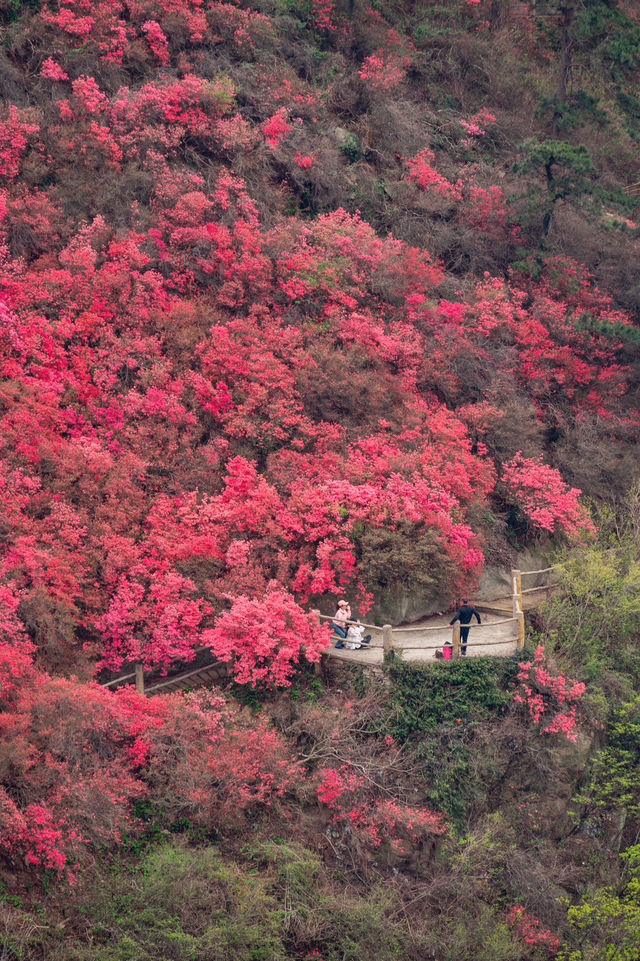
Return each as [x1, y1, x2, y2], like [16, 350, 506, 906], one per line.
[1, 1, 640, 959]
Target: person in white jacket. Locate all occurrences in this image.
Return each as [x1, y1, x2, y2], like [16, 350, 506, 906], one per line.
[345, 622, 371, 650]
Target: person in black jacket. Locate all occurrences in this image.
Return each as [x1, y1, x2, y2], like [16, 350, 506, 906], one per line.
[449, 599, 481, 655]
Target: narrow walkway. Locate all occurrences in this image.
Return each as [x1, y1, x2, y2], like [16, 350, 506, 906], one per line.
[327, 610, 518, 665]
[101, 566, 558, 693]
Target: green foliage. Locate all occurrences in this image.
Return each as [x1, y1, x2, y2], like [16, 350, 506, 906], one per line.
[517, 139, 594, 186]
[51, 840, 413, 961]
[340, 132, 363, 164]
[412, 728, 478, 827]
[574, 695, 640, 822]
[617, 89, 640, 133]
[538, 91, 609, 132]
[387, 659, 517, 738]
[383, 659, 519, 826]
[3, 0, 40, 24]
[576, 312, 640, 345]
[54, 845, 287, 961]
[558, 846, 640, 961]
[444, 904, 522, 961]
[544, 541, 640, 673]
[250, 840, 407, 961]
[515, 139, 595, 238]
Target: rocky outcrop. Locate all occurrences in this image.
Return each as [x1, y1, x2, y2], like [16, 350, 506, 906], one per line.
[366, 547, 553, 625]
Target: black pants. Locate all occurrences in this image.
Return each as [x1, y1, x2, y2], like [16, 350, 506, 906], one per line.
[461, 626, 470, 654]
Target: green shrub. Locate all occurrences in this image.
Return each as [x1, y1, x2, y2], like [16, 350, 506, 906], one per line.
[387, 659, 517, 739]
[380, 660, 519, 827]
[55, 845, 287, 961]
[574, 694, 640, 823]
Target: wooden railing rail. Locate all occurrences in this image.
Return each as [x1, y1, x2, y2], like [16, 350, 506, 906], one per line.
[145, 664, 215, 694]
[102, 671, 136, 688]
[398, 616, 518, 632]
[101, 643, 215, 695]
[314, 612, 382, 631]
[103, 566, 561, 690]
[396, 637, 517, 651]
[520, 565, 560, 577]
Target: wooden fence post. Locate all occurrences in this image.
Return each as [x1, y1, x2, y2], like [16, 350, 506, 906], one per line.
[512, 568, 522, 616]
[511, 570, 525, 652]
[135, 663, 145, 695]
[382, 624, 393, 658]
[451, 622, 461, 660]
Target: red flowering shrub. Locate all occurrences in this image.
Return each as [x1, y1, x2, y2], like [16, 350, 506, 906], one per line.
[460, 109, 497, 146]
[513, 645, 586, 742]
[359, 28, 414, 92]
[310, 0, 339, 33]
[0, 107, 40, 180]
[501, 453, 595, 539]
[143, 690, 299, 827]
[359, 50, 409, 91]
[40, 58, 69, 81]
[295, 152, 314, 170]
[0, 663, 298, 881]
[506, 905, 561, 956]
[262, 108, 292, 150]
[405, 148, 463, 200]
[141, 20, 170, 65]
[317, 764, 446, 856]
[0, 0, 632, 697]
[204, 587, 330, 687]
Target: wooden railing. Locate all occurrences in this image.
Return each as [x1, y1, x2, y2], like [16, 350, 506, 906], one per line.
[101, 644, 212, 696]
[321, 564, 559, 661]
[102, 565, 560, 692]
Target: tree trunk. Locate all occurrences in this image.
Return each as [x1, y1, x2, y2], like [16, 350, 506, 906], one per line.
[489, 0, 509, 32]
[553, 2, 575, 135]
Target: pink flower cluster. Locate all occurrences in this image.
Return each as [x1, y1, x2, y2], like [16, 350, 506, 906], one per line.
[405, 148, 463, 200]
[262, 108, 292, 150]
[502, 452, 595, 539]
[359, 51, 410, 91]
[0, 106, 40, 180]
[310, 0, 338, 32]
[506, 905, 561, 955]
[40, 58, 69, 82]
[317, 764, 446, 854]
[460, 109, 497, 145]
[142, 20, 170, 66]
[294, 152, 314, 170]
[514, 645, 586, 742]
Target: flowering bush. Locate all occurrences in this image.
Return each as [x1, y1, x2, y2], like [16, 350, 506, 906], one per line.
[502, 454, 595, 540]
[506, 905, 561, 955]
[405, 148, 463, 199]
[294, 152, 314, 170]
[0, 661, 298, 881]
[40, 58, 69, 81]
[262, 109, 292, 150]
[0, 0, 632, 700]
[513, 645, 586, 742]
[359, 50, 410, 91]
[204, 587, 330, 687]
[0, 107, 40, 180]
[460, 108, 497, 146]
[317, 764, 446, 855]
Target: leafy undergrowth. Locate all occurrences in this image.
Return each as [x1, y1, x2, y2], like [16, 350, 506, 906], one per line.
[0, 644, 628, 961]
